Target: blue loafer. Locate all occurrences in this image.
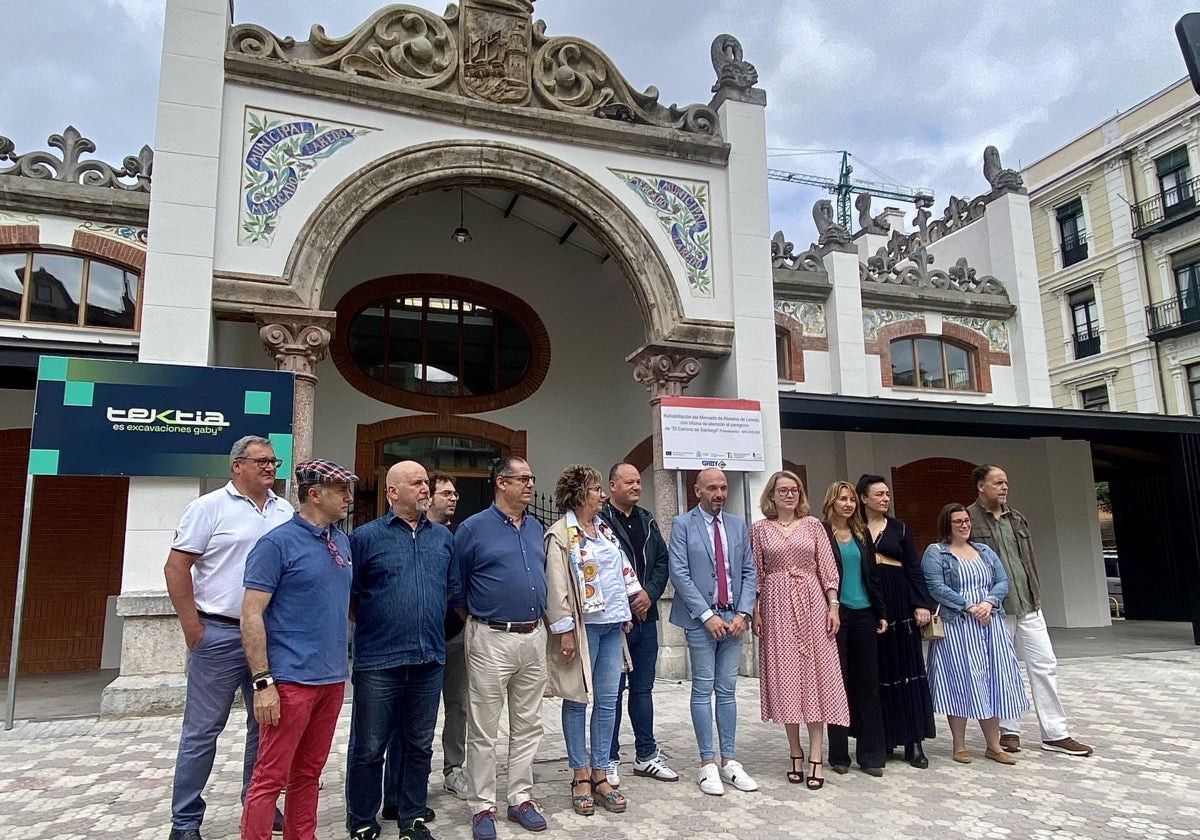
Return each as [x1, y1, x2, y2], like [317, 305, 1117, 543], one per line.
[506, 801, 547, 832]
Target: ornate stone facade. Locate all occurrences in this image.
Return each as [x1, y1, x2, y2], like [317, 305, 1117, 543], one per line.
[0, 127, 151, 192]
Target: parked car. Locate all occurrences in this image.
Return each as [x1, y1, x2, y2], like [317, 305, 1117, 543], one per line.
[1104, 548, 1122, 617]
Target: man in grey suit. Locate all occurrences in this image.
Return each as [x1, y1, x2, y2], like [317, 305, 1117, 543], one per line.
[668, 467, 759, 797]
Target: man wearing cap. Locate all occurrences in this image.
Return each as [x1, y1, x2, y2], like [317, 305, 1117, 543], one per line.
[345, 461, 461, 840]
[164, 435, 293, 840]
[455, 456, 548, 840]
[239, 459, 357, 840]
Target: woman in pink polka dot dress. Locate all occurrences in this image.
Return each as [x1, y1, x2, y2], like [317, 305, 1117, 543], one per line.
[751, 470, 849, 790]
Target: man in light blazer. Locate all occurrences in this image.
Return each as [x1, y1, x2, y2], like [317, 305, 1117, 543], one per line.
[668, 467, 759, 797]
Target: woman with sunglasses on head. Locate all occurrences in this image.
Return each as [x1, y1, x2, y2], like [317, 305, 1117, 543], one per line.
[544, 465, 642, 817]
[820, 481, 888, 778]
[921, 503, 1028, 766]
[750, 470, 848, 791]
[855, 474, 937, 769]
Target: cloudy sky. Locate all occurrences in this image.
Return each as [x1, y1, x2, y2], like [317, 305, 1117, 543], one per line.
[1, 0, 1195, 240]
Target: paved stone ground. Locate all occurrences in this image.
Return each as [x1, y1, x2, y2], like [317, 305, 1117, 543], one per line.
[3, 649, 1199, 839]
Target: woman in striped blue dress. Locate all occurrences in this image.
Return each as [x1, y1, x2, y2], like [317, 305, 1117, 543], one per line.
[920, 503, 1029, 765]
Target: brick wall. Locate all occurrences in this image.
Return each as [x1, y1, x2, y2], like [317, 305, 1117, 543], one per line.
[891, 457, 977, 553]
[0, 429, 128, 674]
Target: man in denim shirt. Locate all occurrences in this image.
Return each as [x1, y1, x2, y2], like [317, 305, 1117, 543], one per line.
[345, 461, 461, 840]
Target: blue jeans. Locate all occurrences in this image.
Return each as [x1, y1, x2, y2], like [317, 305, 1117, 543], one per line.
[609, 618, 659, 763]
[345, 662, 444, 829]
[170, 617, 258, 829]
[562, 622, 624, 770]
[684, 612, 742, 761]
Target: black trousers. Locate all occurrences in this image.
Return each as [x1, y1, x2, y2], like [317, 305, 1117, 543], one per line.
[828, 607, 887, 769]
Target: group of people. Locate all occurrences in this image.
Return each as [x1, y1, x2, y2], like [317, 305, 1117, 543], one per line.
[162, 436, 1093, 840]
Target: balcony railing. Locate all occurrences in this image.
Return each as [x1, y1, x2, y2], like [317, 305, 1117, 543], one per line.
[1073, 332, 1101, 359]
[1132, 174, 1200, 235]
[1146, 295, 1200, 338]
[1061, 231, 1088, 267]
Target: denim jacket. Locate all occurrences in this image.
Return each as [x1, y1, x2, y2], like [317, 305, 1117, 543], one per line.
[920, 541, 1008, 623]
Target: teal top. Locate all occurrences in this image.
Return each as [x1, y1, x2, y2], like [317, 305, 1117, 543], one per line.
[837, 537, 870, 609]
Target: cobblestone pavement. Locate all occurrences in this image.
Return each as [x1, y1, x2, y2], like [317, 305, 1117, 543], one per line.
[3, 649, 1199, 840]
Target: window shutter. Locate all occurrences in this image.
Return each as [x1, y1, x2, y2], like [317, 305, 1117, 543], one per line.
[1156, 147, 1190, 177]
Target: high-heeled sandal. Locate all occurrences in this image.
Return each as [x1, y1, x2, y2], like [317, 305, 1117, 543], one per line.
[591, 777, 628, 813]
[806, 759, 825, 790]
[786, 753, 805, 784]
[570, 778, 594, 816]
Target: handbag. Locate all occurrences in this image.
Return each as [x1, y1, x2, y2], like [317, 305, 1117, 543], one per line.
[921, 605, 945, 642]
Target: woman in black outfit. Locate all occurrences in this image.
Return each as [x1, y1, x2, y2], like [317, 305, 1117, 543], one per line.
[856, 474, 937, 768]
[821, 481, 888, 777]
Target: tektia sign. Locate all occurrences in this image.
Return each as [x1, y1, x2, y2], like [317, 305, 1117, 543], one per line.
[28, 356, 294, 478]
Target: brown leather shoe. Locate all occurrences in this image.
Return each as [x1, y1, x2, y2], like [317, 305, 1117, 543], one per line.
[1041, 737, 1093, 756]
[999, 734, 1021, 753]
[985, 748, 1017, 765]
[952, 750, 972, 764]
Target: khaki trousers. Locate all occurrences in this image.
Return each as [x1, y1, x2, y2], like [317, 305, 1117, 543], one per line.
[464, 619, 547, 813]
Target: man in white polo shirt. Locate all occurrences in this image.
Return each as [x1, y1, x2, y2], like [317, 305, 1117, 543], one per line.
[164, 435, 294, 840]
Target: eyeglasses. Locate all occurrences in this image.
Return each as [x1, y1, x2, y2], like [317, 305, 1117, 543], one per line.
[237, 457, 283, 469]
[436, 490, 460, 499]
[501, 474, 536, 486]
[325, 533, 347, 567]
[775, 487, 800, 496]
[950, 518, 972, 526]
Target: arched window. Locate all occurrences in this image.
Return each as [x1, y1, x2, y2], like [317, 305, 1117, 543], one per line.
[0, 249, 141, 330]
[333, 275, 550, 413]
[889, 336, 976, 391]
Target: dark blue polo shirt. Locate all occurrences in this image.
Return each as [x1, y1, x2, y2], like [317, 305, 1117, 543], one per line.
[455, 504, 547, 623]
[244, 512, 352, 685]
[349, 510, 462, 670]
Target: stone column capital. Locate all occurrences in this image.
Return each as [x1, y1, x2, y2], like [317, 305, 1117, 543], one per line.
[255, 307, 336, 383]
[626, 344, 703, 399]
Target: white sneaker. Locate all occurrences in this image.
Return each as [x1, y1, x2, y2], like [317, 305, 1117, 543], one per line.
[443, 765, 470, 800]
[633, 751, 680, 782]
[718, 759, 758, 792]
[605, 759, 621, 788]
[698, 763, 724, 796]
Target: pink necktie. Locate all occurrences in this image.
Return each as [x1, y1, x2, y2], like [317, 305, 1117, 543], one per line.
[713, 516, 729, 605]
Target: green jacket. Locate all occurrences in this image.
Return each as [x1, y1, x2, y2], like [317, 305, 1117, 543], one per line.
[599, 501, 670, 623]
[967, 500, 1041, 613]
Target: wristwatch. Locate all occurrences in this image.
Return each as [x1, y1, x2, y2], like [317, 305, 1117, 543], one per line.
[253, 674, 275, 691]
[737, 610, 753, 623]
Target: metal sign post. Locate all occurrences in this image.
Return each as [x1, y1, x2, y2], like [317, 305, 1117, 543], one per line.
[5, 474, 36, 730]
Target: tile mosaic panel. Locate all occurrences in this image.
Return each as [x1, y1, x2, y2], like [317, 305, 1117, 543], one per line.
[239, 109, 375, 247]
[78, 222, 147, 248]
[774, 300, 827, 337]
[612, 170, 713, 297]
[943, 314, 1011, 353]
[862, 307, 921, 340]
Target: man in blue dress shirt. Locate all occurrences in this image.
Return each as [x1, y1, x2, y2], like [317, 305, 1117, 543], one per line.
[455, 456, 549, 840]
[345, 460, 461, 840]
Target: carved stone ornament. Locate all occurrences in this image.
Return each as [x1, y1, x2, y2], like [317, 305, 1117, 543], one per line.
[0, 126, 152, 192]
[860, 240, 1007, 296]
[771, 230, 825, 272]
[229, 3, 721, 136]
[813, 199, 854, 253]
[855, 193, 890, 235]
[983, 145, 1024, 192]
[629, 346, 702, 400]
[257, 311, 335, 382]
[710, 34, 758, 93]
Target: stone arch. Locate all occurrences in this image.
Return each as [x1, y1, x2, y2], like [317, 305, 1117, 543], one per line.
[891, 457, 977, 551]
[284, 140, 729, 352]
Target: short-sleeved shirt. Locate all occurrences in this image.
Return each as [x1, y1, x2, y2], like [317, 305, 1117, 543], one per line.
[455, 504, 547, 623]
[244, 513, 352, 685]
[171, 481, 294, 618]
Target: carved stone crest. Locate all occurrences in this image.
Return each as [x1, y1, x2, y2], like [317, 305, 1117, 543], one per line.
[459, 0, 534, 105]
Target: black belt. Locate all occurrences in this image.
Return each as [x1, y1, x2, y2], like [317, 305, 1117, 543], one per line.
[471, 615, 540, 633]
[711, 603, 735, 612]
[198, 611, 240, 626]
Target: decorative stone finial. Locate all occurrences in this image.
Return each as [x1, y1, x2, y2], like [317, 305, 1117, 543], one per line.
[711, 35, 758, 93]
[855, 193, 890, 235]
[983, 145, 1024, 192]
[771, 230, 825, 273]
[813, 199, 854, 253]
[0, 126, 152, 192]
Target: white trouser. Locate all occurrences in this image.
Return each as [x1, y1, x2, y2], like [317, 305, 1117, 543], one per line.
[1001, 610, 1070, 741]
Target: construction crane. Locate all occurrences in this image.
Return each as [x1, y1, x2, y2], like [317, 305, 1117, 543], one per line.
[768, 151, 933, 232]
